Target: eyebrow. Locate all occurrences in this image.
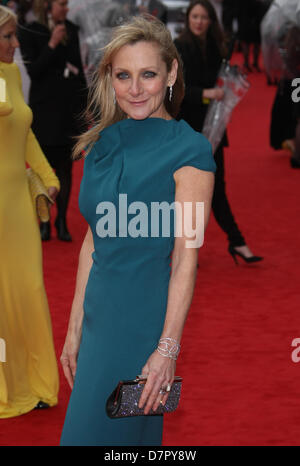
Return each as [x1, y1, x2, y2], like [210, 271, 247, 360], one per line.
[112, 66, 159, 72]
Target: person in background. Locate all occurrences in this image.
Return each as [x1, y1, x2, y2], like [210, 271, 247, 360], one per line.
[236, 0, 266, 72]
[222, 0, 238, 42]
[270, 25, 300, 168]
[134, 0, 167, 24]
[67, 0, 130, 82]
[19, 0, 87, 241]
[174, 0, 263, 264]
[0, 4, 59, 417]
[16, 0, 35, 24]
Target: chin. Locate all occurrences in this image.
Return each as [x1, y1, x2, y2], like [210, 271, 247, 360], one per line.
[126, 108, 151, 121]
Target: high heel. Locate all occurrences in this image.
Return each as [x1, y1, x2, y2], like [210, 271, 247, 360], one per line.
[228, 245, 263, 265]
[252, 63, 262, 72]
[55, 217, 72, 242]
[40, 221, 51, 241]
[243, 63, 252, 73]
[290, 157, 300, 169]
[34, 401, 50, 409]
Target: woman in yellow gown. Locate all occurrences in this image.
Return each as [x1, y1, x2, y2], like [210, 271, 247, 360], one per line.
[0, 5, 59, 418]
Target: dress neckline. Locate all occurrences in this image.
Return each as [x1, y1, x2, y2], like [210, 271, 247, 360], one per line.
[126, 117, 174, 123]
[0, 60, 15, 70]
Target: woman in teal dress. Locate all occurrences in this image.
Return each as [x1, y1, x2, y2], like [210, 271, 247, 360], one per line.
[60, 15, 216, 446]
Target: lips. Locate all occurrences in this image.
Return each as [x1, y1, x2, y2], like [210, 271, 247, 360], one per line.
[130, 100, 148, 105]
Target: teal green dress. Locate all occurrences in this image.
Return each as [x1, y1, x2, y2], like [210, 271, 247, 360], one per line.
[60, 117, 216, 446]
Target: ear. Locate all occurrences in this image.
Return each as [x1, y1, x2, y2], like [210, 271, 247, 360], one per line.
[168, 59, 178, 87]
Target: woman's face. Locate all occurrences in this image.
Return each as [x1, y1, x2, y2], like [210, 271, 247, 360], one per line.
[0, 19, 19, 63]
[111, 41, 177, 120]
[188, 4, 211, 38]
[50, 0, 69, 23]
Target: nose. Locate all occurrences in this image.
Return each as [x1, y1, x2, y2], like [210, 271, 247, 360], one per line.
[129, 77, 143, 97]
[12, 35, 19, 48]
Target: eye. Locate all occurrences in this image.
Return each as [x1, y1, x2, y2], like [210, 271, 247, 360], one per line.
[116, 72, 129, 80]
[143, 71, 157, 78]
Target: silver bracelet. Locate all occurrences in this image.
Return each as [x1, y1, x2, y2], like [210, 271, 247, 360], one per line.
[156, 337, 181, 361]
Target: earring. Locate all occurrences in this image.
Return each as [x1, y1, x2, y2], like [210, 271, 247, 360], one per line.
[169, 85, 173, 102]
[113, 88, 116, 105]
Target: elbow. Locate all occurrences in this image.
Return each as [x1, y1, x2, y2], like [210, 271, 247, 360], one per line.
[171, 247, 199, 277]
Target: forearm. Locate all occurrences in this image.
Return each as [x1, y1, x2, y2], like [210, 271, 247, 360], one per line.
[67, 228, 94, 335]
[25, 130, 60, 189]
[160, 250, 198, 345]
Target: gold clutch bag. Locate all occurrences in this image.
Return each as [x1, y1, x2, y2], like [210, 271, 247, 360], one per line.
[26, 168, 54, 222]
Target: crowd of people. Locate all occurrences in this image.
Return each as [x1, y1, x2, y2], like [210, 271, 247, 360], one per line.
[0, 0, 298, 446]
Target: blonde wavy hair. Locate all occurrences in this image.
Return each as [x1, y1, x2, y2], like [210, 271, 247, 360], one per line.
[73, 15, 185, 160]
[0, 5, 17, 29]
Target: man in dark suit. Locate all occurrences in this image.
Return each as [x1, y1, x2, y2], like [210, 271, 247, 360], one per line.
[19, 0, 88, 241]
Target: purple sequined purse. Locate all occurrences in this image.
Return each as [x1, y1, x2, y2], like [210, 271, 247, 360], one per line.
[106, 376, 182, 418]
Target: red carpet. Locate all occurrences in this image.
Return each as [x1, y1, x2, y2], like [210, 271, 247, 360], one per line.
[1, 55, 300, 446]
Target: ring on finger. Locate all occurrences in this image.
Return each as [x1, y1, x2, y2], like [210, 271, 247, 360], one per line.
[159, 388, 167, 395]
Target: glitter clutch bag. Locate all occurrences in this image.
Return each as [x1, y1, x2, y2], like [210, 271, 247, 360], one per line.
[106, 375, 182, 418]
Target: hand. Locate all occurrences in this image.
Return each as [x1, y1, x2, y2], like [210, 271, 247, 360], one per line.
[203, 88, 225, 101]
[60, 329, 82, 389]
[47, 186, 58, 202]
[138, 351, 176, 414]
[48, 24, 67, 49]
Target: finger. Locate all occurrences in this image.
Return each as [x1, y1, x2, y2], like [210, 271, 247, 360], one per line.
[138, 372, 159, 409]
[61, 360, 74, 389]
[153, 379, 173, 410]
[138, 378, 153, 409]
[160, 392, 169, 407]
[143, 379, 163, 414]
[151, 380, 170, 411]
[69, 356, 77, 379]
[152, 392, 165, 412]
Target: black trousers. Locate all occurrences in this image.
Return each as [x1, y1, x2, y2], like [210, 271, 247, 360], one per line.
[212, 146, 245, 247]
[41, 145, 73, 222]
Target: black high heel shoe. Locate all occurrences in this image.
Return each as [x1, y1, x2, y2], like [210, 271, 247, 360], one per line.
[228, 245, 263, 265]
[290, 157, 300, 168]
[40, 221, 51, 241]
[34, 401, 50, 409]
[252, 63, 262, 72]
[55, 217, 72, 242]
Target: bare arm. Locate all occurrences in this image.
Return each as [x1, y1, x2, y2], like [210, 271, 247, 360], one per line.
[139, 166, 215, 414]
[60, 226, 94, 389]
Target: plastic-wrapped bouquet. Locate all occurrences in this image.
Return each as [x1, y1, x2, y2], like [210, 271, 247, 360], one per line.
[202, 60, 250, 154]
[261, 0, 300, 80]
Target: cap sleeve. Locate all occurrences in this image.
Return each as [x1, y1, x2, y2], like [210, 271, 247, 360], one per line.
[173, 123, 216, 174]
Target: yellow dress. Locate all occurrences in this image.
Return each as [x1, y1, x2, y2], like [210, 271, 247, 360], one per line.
[0, 61, 60, 418]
